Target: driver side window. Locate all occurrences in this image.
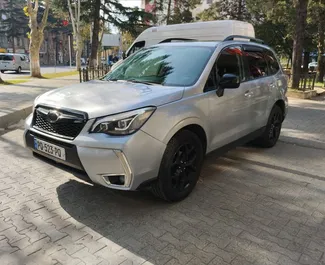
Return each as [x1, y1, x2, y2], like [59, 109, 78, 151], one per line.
[204, 46, 243, 92]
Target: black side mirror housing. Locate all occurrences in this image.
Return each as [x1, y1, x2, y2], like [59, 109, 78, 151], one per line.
[219, 73, 240, 89]
[122, 52, 126, 60]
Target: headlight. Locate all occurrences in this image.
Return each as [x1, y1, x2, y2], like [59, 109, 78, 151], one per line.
[90, 107, 156, 135]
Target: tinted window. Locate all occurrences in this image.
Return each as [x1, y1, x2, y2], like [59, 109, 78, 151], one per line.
[103, 46, 214, 87]
[4, 55, 13, 61]
[216, 46, 243, 81]
[205, 46, 243, 91]
[264, 50, 280, 75]
[128, 41, 145, 56]
[243, 48, 268, 80]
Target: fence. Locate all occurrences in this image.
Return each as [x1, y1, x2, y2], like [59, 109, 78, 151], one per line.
[284, 69, 317, 91]
[79, 65, 111, 83]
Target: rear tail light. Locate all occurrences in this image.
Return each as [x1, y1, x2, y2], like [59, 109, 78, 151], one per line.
[12, 57, 15, 63]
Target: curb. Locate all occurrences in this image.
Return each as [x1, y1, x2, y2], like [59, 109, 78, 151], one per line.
[0, 105, 33, 129]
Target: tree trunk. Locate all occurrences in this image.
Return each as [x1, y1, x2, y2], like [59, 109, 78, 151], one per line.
[316, 1, 325, 83]
[302, 51, 309, 74]
[237, 0, 243, 20]
[29, 30, 43, 78]
[166, 0, 172, 24]
[27, 0, 51, 78]
[13, 37, 16, 54]
[89, 0, 100, 67]
[291, 0, 308, 89]
[75, 35, 83, 70]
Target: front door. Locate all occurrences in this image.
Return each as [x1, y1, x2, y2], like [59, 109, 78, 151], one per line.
[205, 45, 252, 150]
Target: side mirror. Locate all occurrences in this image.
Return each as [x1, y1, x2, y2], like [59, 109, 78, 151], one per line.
[122, 52, 126, 60]
[219, 73, 240, 89]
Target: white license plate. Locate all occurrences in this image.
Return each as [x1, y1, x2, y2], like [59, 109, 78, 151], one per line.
[34, 138, 66, 160]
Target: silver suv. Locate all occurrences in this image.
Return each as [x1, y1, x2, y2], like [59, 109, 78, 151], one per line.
[24, 36, 288, 201]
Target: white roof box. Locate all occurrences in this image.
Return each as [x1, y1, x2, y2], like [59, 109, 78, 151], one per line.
[144, 20, 255, 43]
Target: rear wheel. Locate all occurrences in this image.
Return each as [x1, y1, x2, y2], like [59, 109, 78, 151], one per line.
[0, 70, 5, 73]
[151, 130, 204, 202]
[253, 105, 283, 148]
[16, 67, 22, 74]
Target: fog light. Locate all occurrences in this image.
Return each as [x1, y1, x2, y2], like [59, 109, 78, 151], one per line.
[105, 175, 125, 185]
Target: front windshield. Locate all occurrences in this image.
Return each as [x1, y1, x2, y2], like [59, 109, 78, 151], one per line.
[102, 45, 214, 87]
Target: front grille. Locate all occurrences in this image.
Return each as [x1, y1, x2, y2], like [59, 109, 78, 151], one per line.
[32, 106, 87, 139]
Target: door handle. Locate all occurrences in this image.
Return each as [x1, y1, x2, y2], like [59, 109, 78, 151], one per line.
[244, 91, 254, 98]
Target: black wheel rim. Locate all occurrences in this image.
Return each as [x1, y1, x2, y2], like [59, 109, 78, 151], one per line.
[170, 143, 197, 192]
[269, 111, 282, 141]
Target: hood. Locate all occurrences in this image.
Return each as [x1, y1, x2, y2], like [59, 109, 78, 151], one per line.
[35, 80, 184, 118]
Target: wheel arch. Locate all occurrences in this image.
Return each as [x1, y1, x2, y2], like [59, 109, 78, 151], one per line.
[274, 99, 285, 120]
[163, 118, 208, 154]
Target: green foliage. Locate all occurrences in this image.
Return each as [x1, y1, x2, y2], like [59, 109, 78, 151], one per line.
[154, 0, 200, 24]
[0, 0, 29, 39]
[197, 0, 251, 21]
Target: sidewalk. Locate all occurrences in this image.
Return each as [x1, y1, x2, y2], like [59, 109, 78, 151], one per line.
[0, 75, 79, 128]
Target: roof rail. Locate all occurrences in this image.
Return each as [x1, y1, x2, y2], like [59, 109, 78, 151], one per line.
[223, 35, 264, 44]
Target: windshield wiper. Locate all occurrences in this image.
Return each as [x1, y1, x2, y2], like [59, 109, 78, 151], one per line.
[126, 79, 161, 85]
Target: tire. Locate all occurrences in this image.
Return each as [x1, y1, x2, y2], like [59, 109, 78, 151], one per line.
[253, 105, 283, 148]
[151, 130, 204, 202]
[16, 67, 22, 74]
[0, 70, 5, 73]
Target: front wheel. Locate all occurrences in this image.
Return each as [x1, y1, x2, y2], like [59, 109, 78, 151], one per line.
[151, 130, 204, 202]
[0, 70, 5, 73]
[253, 105, 283, 148]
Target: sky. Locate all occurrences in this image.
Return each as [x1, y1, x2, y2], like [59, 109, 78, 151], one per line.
[120, 0, 142, 8]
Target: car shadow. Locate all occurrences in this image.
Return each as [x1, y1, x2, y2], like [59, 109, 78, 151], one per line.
[54, 141, 325, 264]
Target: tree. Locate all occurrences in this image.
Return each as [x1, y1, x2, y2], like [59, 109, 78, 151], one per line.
[310, 0, 325, 82]
[291, 0, 308, 89]
[25, 0, 51, 78]
[0, 0, 28, 53]
[81, 0, 152, 67]
[67, 0, 83, 69]
[197, 0, 250, 21]
[155, 0, 200, 24]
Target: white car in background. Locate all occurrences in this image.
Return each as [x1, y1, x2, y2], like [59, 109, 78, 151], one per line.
[0, 53, 30, 73]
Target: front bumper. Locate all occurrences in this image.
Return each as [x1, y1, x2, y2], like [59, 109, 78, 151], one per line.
[24, 114, 166, 190]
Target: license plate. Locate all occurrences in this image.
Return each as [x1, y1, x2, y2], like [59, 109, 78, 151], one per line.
[34, 138, 66, 160]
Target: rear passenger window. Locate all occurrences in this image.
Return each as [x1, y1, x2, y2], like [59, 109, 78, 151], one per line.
[243, 49, 268, 80]
[264, 50, 280, 75]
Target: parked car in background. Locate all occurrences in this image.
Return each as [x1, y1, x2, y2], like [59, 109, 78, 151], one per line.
[308, 62, 318, 71]
[0, 53, 30, 73]
[24, 34, 288, 202]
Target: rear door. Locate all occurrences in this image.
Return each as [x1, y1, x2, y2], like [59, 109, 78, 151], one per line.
[20, 55, 29, 70]
[242, 45, 271, 130]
